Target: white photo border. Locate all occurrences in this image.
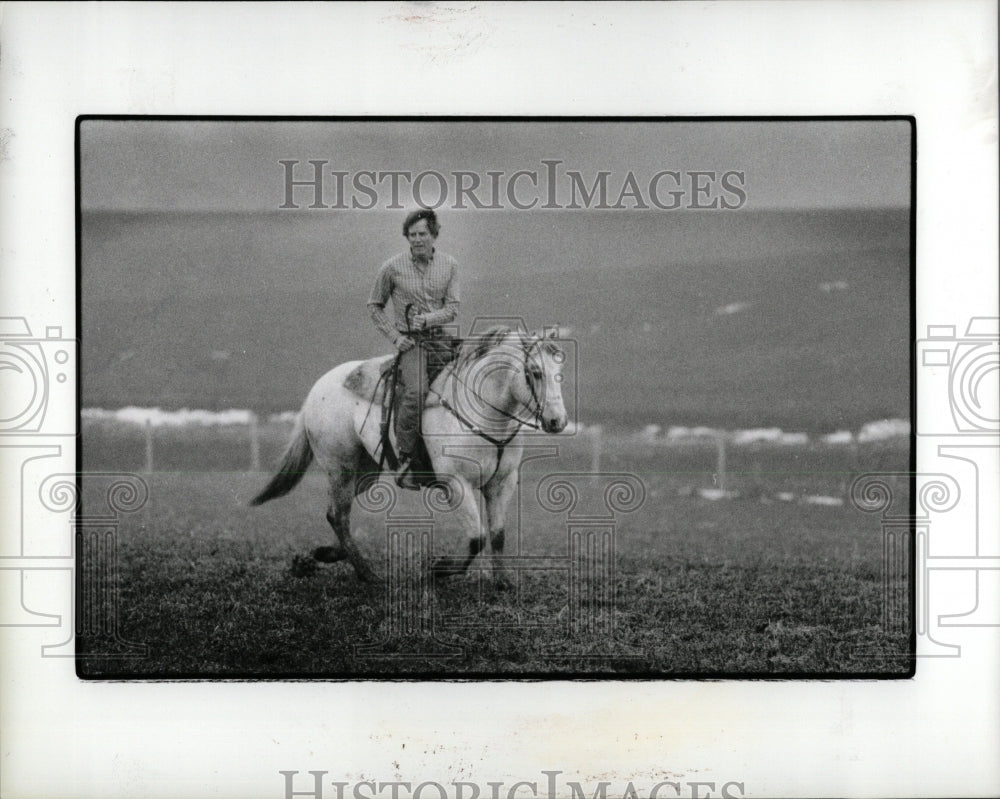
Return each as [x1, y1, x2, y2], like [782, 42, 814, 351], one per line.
[1, 3, 997, 798]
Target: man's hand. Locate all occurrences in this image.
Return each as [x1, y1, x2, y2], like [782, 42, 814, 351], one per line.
[410, 313, 428, 331]
[395, 336, 416, 352]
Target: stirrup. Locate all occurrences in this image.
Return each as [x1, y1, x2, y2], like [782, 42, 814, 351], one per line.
[395, 459, 422, 491]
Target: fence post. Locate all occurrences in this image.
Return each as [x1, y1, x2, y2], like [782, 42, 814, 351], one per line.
[589, 425, 603, 479]
[249, 412, 261, 472]
[714, 433, 727, 492]
[144, 419, 154, 473]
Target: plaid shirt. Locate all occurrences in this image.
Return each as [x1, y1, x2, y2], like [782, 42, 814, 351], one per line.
[367, 249, 460, 344]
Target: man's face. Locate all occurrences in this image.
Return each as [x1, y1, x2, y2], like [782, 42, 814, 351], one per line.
[407, 218, 436, 259]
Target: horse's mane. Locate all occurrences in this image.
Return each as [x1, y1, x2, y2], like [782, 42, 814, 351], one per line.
[460, 325, 516, 362]
[455, 326, 563, 369]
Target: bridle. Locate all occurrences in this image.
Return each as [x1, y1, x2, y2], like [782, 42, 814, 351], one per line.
[431, 335, 548, 483]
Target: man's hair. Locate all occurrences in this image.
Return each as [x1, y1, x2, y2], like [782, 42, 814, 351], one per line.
[402, 208, 440, 238]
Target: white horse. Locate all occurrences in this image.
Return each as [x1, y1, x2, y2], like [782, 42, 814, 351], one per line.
[251, 326, 569, 582]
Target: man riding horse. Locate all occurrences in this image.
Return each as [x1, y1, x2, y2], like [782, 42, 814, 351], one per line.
[367, 208, 459, 490]
[253, 210, 568, 581]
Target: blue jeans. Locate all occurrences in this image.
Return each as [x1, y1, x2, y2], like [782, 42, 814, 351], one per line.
[394, 335, 455, 460]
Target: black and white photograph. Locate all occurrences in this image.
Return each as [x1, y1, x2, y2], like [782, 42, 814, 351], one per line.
[78, 117, 913, 678]
[2, 3, 997, 798]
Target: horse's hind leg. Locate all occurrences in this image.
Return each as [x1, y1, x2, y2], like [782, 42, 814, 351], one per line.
[313, 466, 379, 583]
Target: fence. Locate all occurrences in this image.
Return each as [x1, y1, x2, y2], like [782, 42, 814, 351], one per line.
[81, 412, 909, 504]
[82, 412, 276, 474]
[139, 414, 262, 471]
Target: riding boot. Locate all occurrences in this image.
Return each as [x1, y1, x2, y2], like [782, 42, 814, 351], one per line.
[396, 463, 422, 491]
[396, 451, 421, 490]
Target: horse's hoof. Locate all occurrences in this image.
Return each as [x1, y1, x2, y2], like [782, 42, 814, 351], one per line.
[313, 545, 345, 563]
[355, 567, 382, 585]
[432, 557, 461, 580]
[290, 554, 318, 578]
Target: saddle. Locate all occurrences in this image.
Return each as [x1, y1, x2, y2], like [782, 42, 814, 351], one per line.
[342, 337, 459, 485]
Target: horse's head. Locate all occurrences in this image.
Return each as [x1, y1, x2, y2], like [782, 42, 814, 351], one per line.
[515, 329, 569, 434]
[451, 326, 569, 435]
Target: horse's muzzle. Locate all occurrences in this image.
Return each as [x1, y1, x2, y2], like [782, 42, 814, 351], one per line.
[542, 416, 568, 434]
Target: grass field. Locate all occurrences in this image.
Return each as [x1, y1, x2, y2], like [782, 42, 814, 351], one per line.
[79, 423, 912, 678]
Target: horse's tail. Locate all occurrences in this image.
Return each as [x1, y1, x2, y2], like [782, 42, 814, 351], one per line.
[250, 413, 314, 506]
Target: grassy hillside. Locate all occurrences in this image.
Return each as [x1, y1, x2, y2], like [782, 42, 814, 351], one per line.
[81, 208, 910, 431]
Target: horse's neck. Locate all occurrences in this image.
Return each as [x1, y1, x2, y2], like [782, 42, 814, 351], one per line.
[440, 350, 521, 431]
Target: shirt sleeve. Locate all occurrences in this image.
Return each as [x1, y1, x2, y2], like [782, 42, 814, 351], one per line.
[367, 262, 399, 343]
[423, 260, 460, 327]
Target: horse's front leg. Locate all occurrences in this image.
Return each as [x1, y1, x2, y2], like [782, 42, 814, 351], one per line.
[430, 474, 486, 580]
[484, 469, 519, 589]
